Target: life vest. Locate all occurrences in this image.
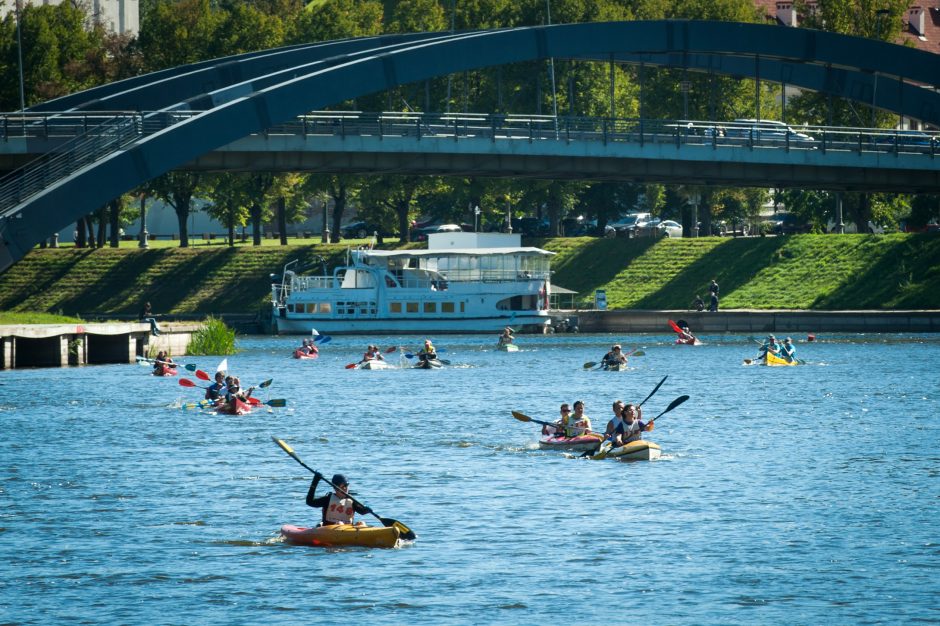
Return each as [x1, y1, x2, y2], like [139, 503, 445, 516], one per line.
[324, 493, 356, 524]
[621, 420, 642, 443]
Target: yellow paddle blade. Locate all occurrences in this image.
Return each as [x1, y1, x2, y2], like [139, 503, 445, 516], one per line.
[272, 436, 294, 455]
[511, 411, 532, 423]
[631, 351, 645, 357]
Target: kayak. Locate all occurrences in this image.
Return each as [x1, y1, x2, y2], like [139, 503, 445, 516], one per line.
[358, 360, 391, 370]
[764, 351, 798, 366]
[293, 349, 318, 359]
[602, 362, 628, 371]
[539, 433, 603, 452]
[591, 440, 662, 461]
[413, 358, 443, 369]
[675, 337, 702, 346]
[497, 343, 519, 352]
[280, 523, 400, 549]
[153, 366, 177, 376]
[216, 398, 252, 415]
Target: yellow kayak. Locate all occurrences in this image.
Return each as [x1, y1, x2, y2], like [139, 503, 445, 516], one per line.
[764, 351, 798, 366]
[280, 523, 400, 548]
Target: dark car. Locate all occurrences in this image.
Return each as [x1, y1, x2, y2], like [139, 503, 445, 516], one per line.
[410, 223, 463, 242]
[765, 213, 809, 235]
[608, 213, 652, 238]
[511, 218, 550, 236]
[340, 221, 395, 239]
[874, 130, 936, 154]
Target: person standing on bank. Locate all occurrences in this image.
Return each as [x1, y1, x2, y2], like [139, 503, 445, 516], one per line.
[708, 279, 719, 312]
[306, 473, 370, 526]
[139, 301, 161, 336]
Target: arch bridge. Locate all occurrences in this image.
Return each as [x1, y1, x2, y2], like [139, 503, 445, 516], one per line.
[0, 20, 938, 273]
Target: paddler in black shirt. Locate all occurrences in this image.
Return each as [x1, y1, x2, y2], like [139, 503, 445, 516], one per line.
[306, 473, 370, 526]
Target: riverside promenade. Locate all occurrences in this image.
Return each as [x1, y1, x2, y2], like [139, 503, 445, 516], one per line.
[566, 309, 940, 333]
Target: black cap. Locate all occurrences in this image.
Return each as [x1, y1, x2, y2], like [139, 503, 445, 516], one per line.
[331, 474, 348, 486]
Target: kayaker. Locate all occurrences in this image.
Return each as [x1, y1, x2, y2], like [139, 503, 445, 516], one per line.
[306, 473, 370, 526]
[360, 345, 384, 364]
[601, 345, 627, 368]
[603, 400, 626, 441]
[779, 337, 796, 362]
[676, 324, 697, 345]
[570, 400, 592, 434]
[543, 403, 572, 437]
[225, 376, 254, 403]
[417, 339, 437, 363]
[757, 335, 780, 359]
[498, 326, 515, 347]
[152, 351, 174, 375]
[205, 371, 226, 401]
[613, 403, 651, 446]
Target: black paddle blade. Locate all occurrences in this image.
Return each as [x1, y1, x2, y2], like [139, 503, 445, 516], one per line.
[661, 395, 690, 415]
[380, 517, 416, 541]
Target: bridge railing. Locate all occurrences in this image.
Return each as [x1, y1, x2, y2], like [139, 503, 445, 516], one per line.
[0, 111, 192, 216]
[0, 110, 935, 217]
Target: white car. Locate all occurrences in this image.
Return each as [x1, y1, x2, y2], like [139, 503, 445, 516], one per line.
[658, 220, 683, 238]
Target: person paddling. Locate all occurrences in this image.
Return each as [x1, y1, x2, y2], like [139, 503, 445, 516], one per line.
[205, 371, 226, 401]
[601, 345, 627, 369]
[306, 473, 370, 526]
[497, 326, 515, 347]
[676, 323, 697, 345]
[417, 339, 438, 363]
[543, 403, 572, 438]
[360, 345, 384, 364]
[152, 350, 174, 375]
[779, 337, 796, 362]
[757, 335, 780, 359]
[612, 403, 651, 447]
[603, 400, 626, 441]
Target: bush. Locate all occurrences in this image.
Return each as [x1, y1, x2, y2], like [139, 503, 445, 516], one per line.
[187, 316, 237, 355]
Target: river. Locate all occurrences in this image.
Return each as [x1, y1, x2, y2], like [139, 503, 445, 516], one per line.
[1, 332, 937, 624]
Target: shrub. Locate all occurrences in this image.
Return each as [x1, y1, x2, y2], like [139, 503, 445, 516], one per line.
[187, 316, 237, 355]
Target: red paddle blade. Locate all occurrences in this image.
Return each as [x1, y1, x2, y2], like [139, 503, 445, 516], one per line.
[178, 378, 196, 387]
[247, 397, 262, 405]
[384, 346, 398, 354]
[345, 363, 357, 369]
[668, 320, 682, 334]
[195, 369, 211, 381]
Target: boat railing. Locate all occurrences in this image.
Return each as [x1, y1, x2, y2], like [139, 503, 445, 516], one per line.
[291, 275, 338, 290]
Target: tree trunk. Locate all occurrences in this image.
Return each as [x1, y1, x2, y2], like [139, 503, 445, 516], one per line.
[75, 221, 86, 248]
[227, 215, 235, 247]
[174, 200, 190, 247]
[277, 197, 288, 245]
[330, 183, 347, 243]
[251, 203, 262, 245]
[96, 216, 106, 248]
[84, 216, 96, 248]
[109, 199, 120, 247]
[547, 183, 562, 236]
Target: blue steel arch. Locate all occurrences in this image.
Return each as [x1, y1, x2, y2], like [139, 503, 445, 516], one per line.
[2, 20, 940, 272]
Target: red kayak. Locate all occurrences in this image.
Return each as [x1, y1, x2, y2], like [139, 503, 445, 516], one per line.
[152, 365, 177, 376]
[217, 398, 252, 415]
[293, 349, 318, 360]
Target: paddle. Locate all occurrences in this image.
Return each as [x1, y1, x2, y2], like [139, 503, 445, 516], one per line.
[511, 411, 602, 438]
[590, 394, 690, 460]
[247, 396, 287, 407]
[137, 356, 197, 372]
[404, 347, 447, 358]
[195, 369, 211, 381]
[314, 336, 332, 345]
[271, 437, 416, 541]
[578, 375, 668, 457]
[384, 346, 399, 354]
[668, 319, 683, 334]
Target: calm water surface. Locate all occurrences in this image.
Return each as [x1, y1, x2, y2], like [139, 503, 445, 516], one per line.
[1, 333, 938, 624]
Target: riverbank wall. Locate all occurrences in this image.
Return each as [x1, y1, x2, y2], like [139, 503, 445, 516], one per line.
[562, 309, 940, 333]
[0, 322, 202, 369]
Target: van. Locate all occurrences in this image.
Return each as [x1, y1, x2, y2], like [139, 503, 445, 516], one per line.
[726, 119, 815, 146]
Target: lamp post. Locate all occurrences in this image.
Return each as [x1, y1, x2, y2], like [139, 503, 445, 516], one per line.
[15, 0, 26, 111]
[474, 205, 481, 232]
[689, 193, 701, 238]
[138, 195, 149, 248]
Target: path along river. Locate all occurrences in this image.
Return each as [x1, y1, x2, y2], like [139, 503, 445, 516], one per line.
[1, 333, 937, 624]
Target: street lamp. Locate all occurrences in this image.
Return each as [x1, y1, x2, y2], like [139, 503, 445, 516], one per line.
[15, 0, 26, 111]
[474, 205, 481, 232]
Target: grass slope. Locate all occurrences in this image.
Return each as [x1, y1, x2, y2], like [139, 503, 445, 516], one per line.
[0, 235, 937, 315]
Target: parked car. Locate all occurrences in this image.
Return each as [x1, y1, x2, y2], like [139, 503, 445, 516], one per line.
[657, 219, 683, 238]
[608, 212, 652, 238]
[725, 119, 815, 147]
[765, 213, 809, 235]
[510, 217, 550, 236]
[410, 223, 463, 242]
[340, 221, 395, 239]
[874, 130, 936, 153]
[715, 220, 750, 237]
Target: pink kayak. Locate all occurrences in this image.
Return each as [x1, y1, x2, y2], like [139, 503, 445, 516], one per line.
[538, 433, 603, 452]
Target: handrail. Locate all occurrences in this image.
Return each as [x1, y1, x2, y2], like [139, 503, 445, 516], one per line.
[0, 110, 935, 216]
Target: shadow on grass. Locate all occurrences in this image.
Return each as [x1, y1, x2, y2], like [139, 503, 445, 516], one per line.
[815, 234, 940, 309]
[537, 237, 660, 297]
[634, 237, 790, 309]
[0, 249, 96, 311]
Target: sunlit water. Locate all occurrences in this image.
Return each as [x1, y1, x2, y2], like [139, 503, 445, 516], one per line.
[1, 333, 937, 624]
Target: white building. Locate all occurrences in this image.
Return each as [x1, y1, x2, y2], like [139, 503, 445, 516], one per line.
[0, 0, 138, 35]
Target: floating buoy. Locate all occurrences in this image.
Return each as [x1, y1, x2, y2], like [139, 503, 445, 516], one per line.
[807, 333, 816, 342]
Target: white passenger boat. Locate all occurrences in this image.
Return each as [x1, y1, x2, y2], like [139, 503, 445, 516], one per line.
[271, 233, 555, 334]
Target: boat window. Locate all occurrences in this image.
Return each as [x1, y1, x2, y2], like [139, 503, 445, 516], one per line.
[406, 302, 419, 313]
[319, 302, 331, 314]
[424, 302, 436, 313]
[390, 302, 402, 313]
[306, 303, 317, 313]
[460, 301, 466, 312]
[442, 302, 455, 313]
[287, 304, 295, 313]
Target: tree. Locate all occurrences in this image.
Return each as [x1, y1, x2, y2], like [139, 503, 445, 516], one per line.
[202, 173, 251, 246]
[267, 173, 311, 244]
[150, 171, 202, 247]
[137, 0, 221, 71]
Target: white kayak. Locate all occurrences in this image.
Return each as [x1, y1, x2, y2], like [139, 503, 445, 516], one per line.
[497, 343, 519, 352]
[590, 440, 662, 461]
[358, 360, 391, 370]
